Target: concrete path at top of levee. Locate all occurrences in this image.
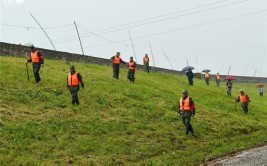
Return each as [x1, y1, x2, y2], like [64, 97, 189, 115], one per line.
[198, 144, 267, 166]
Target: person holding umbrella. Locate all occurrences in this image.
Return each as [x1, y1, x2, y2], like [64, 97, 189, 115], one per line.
[186, 68, 194, 86]
[182, 66, 195, 86]
[224, 76, 236, 96]
[236, 90, 250, 114]
[26, 45, 44, 83]
[178, 90, 196, 135]
[256, 84, 264, 96]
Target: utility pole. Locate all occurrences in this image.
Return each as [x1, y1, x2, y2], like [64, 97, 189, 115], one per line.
[74, 21, 84, 55]
[148, 41, 156, 67]
[29, 13, 56, 50]
[161, 48, 173, 70]
[128, 30, 137, 63]
[227, 65, 231, 75]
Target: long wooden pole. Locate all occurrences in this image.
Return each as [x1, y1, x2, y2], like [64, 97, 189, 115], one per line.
[148, 41, 155, 67]
[74, 21, 84, 55]
[128, 30, 138, 63]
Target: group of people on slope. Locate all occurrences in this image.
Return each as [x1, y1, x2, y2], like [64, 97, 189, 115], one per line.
[110, 52, 150, 82]
[25, 46, 263, 135]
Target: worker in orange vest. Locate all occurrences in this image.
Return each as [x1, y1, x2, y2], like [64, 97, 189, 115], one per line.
[143, 54, 150, 73]
[67, 66, 84, 105]
[178, 90, 196, 135]
[110, 52, 126, 79]
[26, 45, 44, 83]
[204, 72, 210, 85]
[216, 72, 220, 87]
[236, 90, 250, 114]
[127, 56, 136, 82]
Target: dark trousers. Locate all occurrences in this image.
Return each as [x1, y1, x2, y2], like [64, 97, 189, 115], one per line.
[144, 63, 149, 73]
[181, 111, 193, 134]
[216, 80, 220, 87]
[127, 69, 135, 82]
[69, 86, 80, 105]
[241, 102, 249, 113]
[205, 78, 209, 85]
[260, 92, 263, 96]
[227, 88, 232, 96]
[112, 64, 120, 79]
[32, 63, 41, 83]
[188, 77, 193, 86]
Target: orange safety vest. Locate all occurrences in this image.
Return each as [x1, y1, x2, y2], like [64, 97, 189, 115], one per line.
[180, 97, 191, 111]
[216, 74, 220, 80]
[128, 61, 135, 70]
[240, 94, 249, 102]
[144, 57, 149, 63]
[68, 72, 79, 86]
[31, 51, 40, 63]
[113, 56, 121, 64]
[204, 73, 210, 78]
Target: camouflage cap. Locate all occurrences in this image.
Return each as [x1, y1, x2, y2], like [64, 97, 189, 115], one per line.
[182, 90, 188, 94]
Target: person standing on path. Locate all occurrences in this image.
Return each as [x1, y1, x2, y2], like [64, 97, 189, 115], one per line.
[143, 54, 150, 73]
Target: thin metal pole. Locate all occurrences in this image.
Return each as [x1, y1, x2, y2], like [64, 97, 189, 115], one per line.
[195, 54, 198, 72]
[128, 30, 138, 63]
[161, 48, 173, 70]
[227, 65, 231, 75]
[74, 21, 84, 55]
[148, 41, 155, 67]
[186, 59, 189, 65]
[29, 13, 56, 50]
[253, 69, 257, 77]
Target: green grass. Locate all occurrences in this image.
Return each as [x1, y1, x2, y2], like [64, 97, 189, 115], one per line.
[0, 56, 266, 165]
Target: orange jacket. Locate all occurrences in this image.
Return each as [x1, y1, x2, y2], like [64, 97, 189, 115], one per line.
[240, 94, 249, 102]
[204, 73, 210, 78]
[31, 51, 41, 63]
[180, 97, 191, 111]
[144, 57, 149, 63]
[128, 61, 136, 70]
[216, 74, 220, 80]
[68, 72, 79, 86]
[113, 56, 121, 64]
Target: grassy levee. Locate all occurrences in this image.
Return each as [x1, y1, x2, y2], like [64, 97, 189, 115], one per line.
[0, 56, 266, 165]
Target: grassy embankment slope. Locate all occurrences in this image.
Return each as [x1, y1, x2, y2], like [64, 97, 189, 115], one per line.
[0, 56, 266, 165]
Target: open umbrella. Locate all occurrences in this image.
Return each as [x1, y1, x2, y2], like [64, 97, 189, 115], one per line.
[182, 66, 195, 73]
[224, 76, 236, 80]
[202, 69, 211, 73]
[256, 83, 264, 88]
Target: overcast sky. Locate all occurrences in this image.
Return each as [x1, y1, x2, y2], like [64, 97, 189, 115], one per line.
[1, 0, 266, 77]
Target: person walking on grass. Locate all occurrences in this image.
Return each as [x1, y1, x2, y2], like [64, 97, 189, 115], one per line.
[204, 71, 210, 85]
[67, 66, 84, 105]
[127, 56, 136, 83]
[178, 90, 196, 135]
[186, 69, 194, 86]
[216, 72, 220, 87]
[26, 45, 44, 83]
[226, 80, 233, 96]
[110, 52, 126, 79]
[259, 87, 264, 96]
[143, 54, 150, 73]
[236, 90, 250, 114]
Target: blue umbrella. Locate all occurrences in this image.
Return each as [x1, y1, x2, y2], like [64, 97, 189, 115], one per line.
[202, 69, 211, 72]
[182, 66, 195, 73]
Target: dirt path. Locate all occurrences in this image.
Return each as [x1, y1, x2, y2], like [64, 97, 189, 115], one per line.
[199, 144, 267, 166]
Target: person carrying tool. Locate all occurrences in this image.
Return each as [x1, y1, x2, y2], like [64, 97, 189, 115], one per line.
[26, 45, 44, 83]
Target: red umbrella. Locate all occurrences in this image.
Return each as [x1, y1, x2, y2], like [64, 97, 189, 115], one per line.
[256, 83, 264, 88]
[224, 76, 236, 80]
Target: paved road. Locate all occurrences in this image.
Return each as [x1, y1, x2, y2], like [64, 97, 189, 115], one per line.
[200, 145, 267, 166]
